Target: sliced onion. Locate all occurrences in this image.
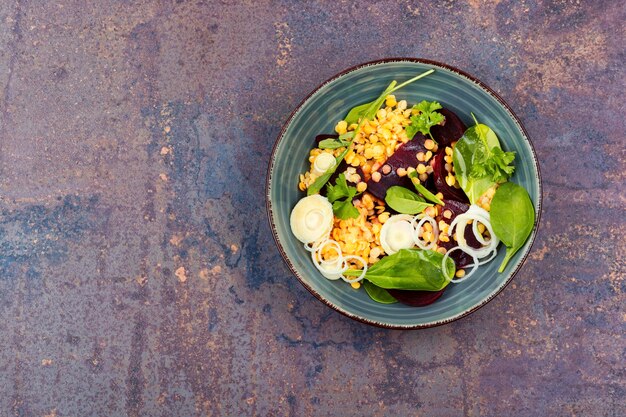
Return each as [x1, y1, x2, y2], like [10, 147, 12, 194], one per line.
[340, 255, 367, 283]
[472, 219, 490, 245]
[442, 246, 479, 284]
[477, 248, 498, 266]
[411, 214, 439, 250]
[448, 205, 499, 260]
[316, 240, 343, 265]
[380, 214, 415, 255]
[311, 241, 347, 280]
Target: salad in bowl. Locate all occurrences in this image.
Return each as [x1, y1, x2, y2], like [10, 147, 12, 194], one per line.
[267, 59, 541, 328]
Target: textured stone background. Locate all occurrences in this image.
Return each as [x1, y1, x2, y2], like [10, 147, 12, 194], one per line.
[0, 1, 624, 416]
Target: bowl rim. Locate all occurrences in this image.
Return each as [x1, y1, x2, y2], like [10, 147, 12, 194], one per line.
[265, 57, 543, 329]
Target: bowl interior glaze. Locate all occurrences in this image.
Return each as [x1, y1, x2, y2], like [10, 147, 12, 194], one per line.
[266, 59, 541, 329]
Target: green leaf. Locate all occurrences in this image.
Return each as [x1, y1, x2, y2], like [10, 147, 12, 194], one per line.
[332, 199, 360, 220]
[384, 186, 432, 215]
[307, 147, 350, 195]
[326, 173, 359, 219]
[344, 102, 374, 125]
[363, 281, 398, 304]
[364, 249, 455, 291]
[454, 124, 515, 197]
[326, 173, 357, 203]
[452, 126, 498, 204]
[406, 100, 445, 140]
[490, 182, 535, 272]
[318, 138, 350, 149]
[408, 172, 444, 205]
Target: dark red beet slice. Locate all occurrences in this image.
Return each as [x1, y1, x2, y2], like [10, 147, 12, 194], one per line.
[437, 240, 473, 268]
[365, 134, 428, 201]
[387, 288, 446, 307]
[432, 152, 469, 203]
[431, 108, 466, 147]
[438, 199, 469, 219]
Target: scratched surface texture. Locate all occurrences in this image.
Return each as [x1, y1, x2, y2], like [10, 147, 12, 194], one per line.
[0, 0, 624, 416]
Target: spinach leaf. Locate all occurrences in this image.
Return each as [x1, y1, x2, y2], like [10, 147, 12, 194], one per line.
[318, 133, 353, 149]
[490, 182, 535, 272]
[405, 100, 445, 140]
[385, 186, 433, 215]
[408, 172, 444, 205]
[452, 126, 498, 204]
[363, 281, 398, 304]
[364, 249, 455, 291]
[453, 122, 515, 205]
[344, 102, 374, 125]
[318, 139, 349, 149]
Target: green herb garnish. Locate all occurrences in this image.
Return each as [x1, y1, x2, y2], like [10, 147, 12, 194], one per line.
[405, 100, 445, 141]
[326, 173, 360, 220]
[452, 121, 515, 204]
[384, 186, 432, 215]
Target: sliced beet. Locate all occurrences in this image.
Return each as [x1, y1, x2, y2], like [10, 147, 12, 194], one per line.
[432, 152, 469, 203]
[437, 239, 474, 268]
[387, 288, 446, 307]
[431, 108, 466, 147]
[438, 199, 469, 220]
[365, 134, 428, 201]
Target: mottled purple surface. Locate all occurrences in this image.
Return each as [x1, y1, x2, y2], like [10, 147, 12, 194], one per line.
[0, 1, 624, 416]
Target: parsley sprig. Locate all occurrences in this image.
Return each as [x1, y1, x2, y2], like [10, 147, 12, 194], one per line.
[326, 173, 360, 220]
[405, 100, 445, 141]
[469, 114, 516, 183]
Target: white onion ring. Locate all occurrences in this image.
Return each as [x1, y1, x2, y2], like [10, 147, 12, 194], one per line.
[448, 207, 499, 260]
[311, 239, 347, 280]
[477, 248, 498, 266]
[472, 220, 490, 245]
[316, 239, 343, 265]
[411, 214, 439, 250]
[442, 246, 479, 284]
[340, 255, 368, 283]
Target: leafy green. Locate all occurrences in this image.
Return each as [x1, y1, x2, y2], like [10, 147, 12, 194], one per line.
[326, 173, 356, 202]
[490, 182, 535, 272]
[363, 281, 398, 304]
[344, 82, 397, 125]
[307, 147, 350, 195]
[344, 102, 375, 125]
[318, 132, 354, 149]
[453, 123, 515, 204]
[364, 249, 455, 291]
[408, 171, 444, 205]
[326, 173, 359, 220]
[405, 100, 445, 140]
[332, 200, 360, 219]
[384, 186, 433, 215]
[318, 139, 349, 149]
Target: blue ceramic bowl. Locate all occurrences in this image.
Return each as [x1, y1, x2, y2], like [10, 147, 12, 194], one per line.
[266, 59, 542, 329]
